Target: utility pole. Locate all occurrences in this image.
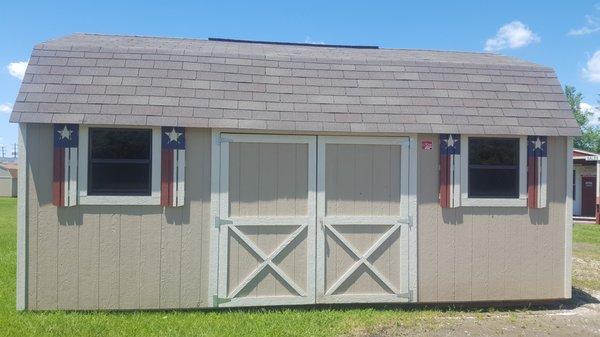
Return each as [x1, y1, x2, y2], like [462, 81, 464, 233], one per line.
[0, 145, 5, 159]
[12, 143, 17, 158]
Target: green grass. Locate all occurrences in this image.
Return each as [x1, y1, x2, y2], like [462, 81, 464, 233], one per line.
[573, 223, 600, 245]
[1, 198, 598, 337]
[572, 223, 600, 292]
[0, 197, 439, 337]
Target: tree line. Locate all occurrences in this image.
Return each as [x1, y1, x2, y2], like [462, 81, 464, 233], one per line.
[566, 85, 600, 153]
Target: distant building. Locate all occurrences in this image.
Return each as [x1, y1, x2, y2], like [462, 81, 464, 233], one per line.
[0, 163, 17, 197]
[573, 149, 600, 223]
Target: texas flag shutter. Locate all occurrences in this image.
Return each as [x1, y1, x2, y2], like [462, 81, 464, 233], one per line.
[53, 124, 79, 207]
[161, 127, 185, 207]
[527, 136, 547, 208]
[439, 134, 461, 208]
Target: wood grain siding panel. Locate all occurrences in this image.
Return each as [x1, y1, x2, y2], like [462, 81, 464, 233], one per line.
[98, 212, 120, 309]
[417, 134, 567, 303]
[25, 124, 212, 310]
[119, 212, 141, 309]
[32, 124, 59, 309]
[26, 124, 39, 308]
[139, 212, 161, 309]
[325, 144, 401, 217]
[78, 211, 99, 309]
[228, 142, 309, 218]
[57, 207, 79, 309]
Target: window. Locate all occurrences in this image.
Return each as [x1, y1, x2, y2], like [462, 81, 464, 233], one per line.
[88, 128, 152, 196]
[468, 138, 520, 199]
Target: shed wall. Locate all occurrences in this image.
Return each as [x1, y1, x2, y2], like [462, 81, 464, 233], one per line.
[417, 134, 567, 302]
[25, 124, 212, 310]
[23, 127, 569, 309]
[0, 176, 16, 197]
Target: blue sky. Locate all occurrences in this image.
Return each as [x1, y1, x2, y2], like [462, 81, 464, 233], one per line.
[1, 0, 599, 151]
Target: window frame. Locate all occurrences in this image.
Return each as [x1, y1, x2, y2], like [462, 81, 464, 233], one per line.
[460, 135, 527, 207]
[78, 126, 162, 205]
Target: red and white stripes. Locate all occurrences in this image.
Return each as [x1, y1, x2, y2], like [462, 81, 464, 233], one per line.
[439, 134, 461, 208]
[161, 127, 186, 207]
[53, 124, 79, 207]
[527, 136, 547, 208]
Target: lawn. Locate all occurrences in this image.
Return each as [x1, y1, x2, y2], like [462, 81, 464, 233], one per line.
[0, 196, 598, 337]
[572, 223, 600, 293]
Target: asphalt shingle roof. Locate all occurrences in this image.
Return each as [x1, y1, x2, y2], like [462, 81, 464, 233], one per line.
[9, 33, 581, 136]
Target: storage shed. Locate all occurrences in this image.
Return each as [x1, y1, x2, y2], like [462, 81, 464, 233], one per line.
[11, 34, 579, 311]
[0, 163, 17, 197]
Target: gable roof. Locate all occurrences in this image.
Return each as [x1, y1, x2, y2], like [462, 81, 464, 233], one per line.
[9, 33, 580, 136]
[573, 148, 600, 159]
[0, 163, 17, 178]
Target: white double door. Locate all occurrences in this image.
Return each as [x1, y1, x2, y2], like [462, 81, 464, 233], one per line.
[214, 134, 411, 307]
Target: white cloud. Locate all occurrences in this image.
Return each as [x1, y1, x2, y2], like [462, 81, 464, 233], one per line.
[583, 50, 600, 82]
[0, 103, 12, 113]
[484, 21, 540, 52]
[7, 61, 28, 80]
[303, 36, 324, 45]
[581, 102, 600, 124]
[568, 15, 600, 36]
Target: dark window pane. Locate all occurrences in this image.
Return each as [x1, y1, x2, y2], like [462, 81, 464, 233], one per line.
[88, 128, 152, 196]
[90, 129, 151, 160]
[468, 138, 519, 199]
[89, 163, 151, 195]
[468, 168, 519, 198]
[469, 138, 518, 166]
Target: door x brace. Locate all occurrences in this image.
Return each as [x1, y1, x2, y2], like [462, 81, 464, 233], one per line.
[324, 222, 402, 296]
[226, 224, 308, 298]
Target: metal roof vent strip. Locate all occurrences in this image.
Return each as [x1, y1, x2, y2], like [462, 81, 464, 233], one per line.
[208, 38, 379, 49]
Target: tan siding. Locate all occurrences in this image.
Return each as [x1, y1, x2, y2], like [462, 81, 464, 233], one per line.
[31, 124, 58, 309]
[119, 212, 141, 309]
[325, 144, 401, 217]
[139, 212, 161, 309]
[25, 124, 212, 310]
[417, 134, 568, 302]
[229, 142, 308, 218]
[78, 212, 99, 309]
[0, 177, 16, 197]
[26, 124, 39, 308]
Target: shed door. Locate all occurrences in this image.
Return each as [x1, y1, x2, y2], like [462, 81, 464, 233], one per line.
[581, 176, 596, 217]
[217, 134, 316, 307]
[316, 136, 411, 303]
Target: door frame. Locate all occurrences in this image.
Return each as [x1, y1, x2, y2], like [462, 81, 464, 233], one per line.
[208, 131, 317, 307]
[208, 131, 418, 306]
[315, 136, 417, 303]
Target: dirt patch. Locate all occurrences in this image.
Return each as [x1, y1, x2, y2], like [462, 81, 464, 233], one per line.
[349, 290, 600, 337]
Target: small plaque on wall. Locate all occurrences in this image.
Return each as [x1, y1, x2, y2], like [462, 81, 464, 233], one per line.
[421, 140, 433, 150]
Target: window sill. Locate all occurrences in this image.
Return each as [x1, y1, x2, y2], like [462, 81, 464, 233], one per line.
[460, 198, 527, 207]
[79, 195, 161, 206]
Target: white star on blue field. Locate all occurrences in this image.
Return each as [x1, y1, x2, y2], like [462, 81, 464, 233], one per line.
[0, 0, 599, 149]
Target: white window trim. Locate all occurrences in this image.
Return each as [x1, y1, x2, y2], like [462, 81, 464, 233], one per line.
[460, 134, 527, 207]
[78, 126, 162, 206]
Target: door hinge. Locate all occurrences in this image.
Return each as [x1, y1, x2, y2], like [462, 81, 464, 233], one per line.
[214, 217, 233, 228]
[398, 215, 413, 227]
[212, 295, 232, 307]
